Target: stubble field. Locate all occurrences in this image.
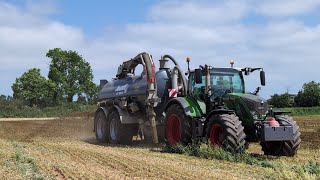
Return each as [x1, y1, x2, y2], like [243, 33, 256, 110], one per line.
[0, 115, 318, 179]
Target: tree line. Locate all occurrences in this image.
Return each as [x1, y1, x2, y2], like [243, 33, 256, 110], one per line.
[4, 48, 319, 109]
[10, 48, 99, 108]
[268, 81, 320, 108]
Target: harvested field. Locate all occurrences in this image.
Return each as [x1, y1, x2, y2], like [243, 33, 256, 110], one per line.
[294, 116, 320, 149]
[0, 116, 318, 179]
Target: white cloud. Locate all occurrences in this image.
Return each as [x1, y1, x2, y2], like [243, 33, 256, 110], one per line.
[256, 0, 320, 17]
[25, 0, 58, 16]
[0, 1, 85, 70]
[148, 0, 249, 25]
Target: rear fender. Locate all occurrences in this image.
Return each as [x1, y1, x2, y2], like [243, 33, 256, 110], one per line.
[164, 97, 202, 118]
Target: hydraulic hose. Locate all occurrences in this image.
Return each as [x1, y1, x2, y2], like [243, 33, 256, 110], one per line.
[162, 54, 179, 66]
[162, 55, 188, 96]
[142, 53, 156, 84]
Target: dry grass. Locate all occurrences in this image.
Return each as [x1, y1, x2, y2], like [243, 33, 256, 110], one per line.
[0, 116, 318, 179]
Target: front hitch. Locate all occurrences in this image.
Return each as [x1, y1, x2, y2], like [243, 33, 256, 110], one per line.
[258, 109, 294, 141]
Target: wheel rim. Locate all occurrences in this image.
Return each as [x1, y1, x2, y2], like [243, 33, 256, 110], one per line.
[210, 124, 222, 145]
[96, 117, 105, 139]
[166, 114, 181, 145]
[110, 118, 118, 140]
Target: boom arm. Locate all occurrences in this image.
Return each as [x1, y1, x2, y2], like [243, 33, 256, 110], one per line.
[116, 52, 159, 144]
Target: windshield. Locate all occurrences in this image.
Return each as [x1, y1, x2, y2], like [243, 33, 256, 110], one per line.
[211, 68, 244, 99]
[190, 68, 244, 101]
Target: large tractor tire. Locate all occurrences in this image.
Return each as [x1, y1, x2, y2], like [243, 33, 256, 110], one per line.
[260, 115, 301, 156]
[206, 114, 246, 153]
[107, 111, 137, 144]
[95, 111, 108, 143]
[165, 104, 192, 145]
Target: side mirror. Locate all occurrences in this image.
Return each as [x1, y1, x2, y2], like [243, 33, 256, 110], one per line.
[260, 70, 266, 86]
[195, 69, 202, 84]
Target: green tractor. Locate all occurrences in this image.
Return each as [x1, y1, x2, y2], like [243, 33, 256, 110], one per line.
[164, 59, 301, 156]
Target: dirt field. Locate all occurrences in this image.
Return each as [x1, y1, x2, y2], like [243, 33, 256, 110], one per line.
[0, 116, 319, 179]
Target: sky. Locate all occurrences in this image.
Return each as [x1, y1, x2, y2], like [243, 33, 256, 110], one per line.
[1, 0, 320, 99]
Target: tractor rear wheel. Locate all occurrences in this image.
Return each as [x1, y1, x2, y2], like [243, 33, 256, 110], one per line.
[165, 104, 192, 145]
[206, 114, 246, 153]
[107, 111, 137, 144]
[260, 115, 301, 156]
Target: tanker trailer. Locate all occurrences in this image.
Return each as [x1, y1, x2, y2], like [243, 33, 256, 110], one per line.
[94, 52, 186, 144]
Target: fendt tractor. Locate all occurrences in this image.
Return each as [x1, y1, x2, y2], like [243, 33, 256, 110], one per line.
[94, 52, 301, 156]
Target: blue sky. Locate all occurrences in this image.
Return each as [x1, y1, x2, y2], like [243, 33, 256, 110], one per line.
[53, 1, 159, 35]
[1, 0, 320, 99]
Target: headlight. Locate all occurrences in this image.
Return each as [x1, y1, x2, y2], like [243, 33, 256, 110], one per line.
[250, 110, 260, 120]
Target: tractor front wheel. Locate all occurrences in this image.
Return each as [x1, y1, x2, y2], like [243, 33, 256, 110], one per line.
[206, 114, 246, 153]
[260, 115, 301, 156]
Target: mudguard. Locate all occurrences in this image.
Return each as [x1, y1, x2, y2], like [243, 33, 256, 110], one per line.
[164, 97, 203, 118]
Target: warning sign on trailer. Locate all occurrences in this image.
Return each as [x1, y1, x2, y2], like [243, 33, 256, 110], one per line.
[168, 88, 177, 97]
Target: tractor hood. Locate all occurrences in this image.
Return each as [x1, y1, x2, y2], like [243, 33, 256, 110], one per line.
[225, 93, 269, 117]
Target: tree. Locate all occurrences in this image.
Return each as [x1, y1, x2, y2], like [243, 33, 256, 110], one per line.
[268, 93, 293, 108]
[294, 81, 320, 107]
[46, 48, 97, 103]
[12, 68, 56, 107]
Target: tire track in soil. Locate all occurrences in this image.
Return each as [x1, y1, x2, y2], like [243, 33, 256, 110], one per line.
[29, 140, 252, 179]
[30, 141, 192, 179]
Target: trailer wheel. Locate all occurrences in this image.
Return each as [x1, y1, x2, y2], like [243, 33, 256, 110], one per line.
[165, 104, 192, 145]
[260, 115, 301, 156]
[107, 111, 135, 144]
[95, 111, 108, 143]
[206, 114, 246, 153]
